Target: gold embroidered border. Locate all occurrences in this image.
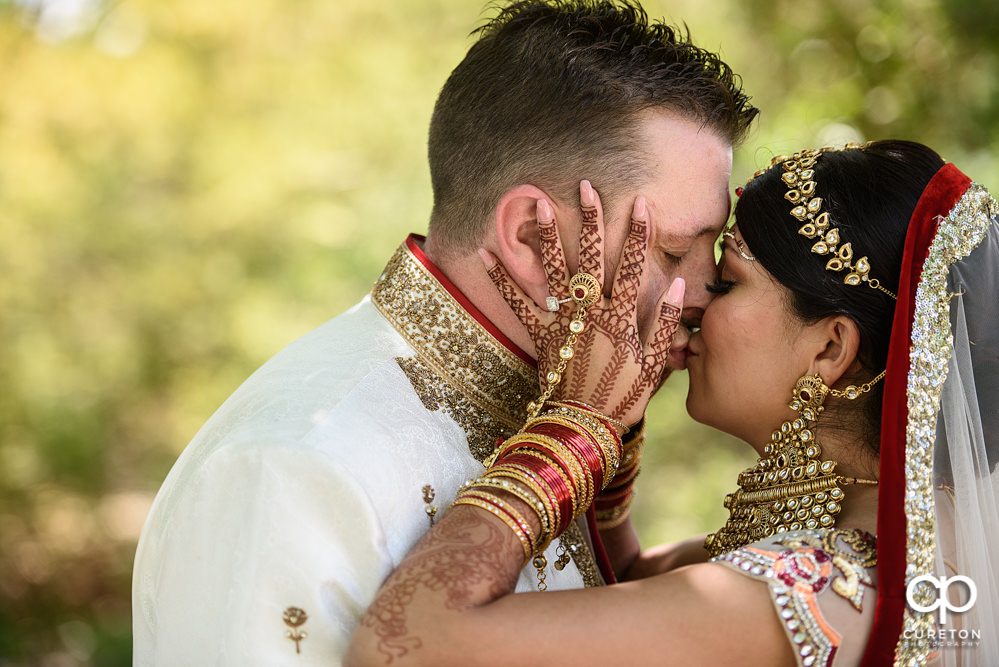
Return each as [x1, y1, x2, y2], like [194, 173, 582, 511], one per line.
[396, 356, 512, 463]
[895, 184, 998, 665]
[372, 242, 537, 438]
[397, 355, 603, 587]
[562, 522, 603, 588]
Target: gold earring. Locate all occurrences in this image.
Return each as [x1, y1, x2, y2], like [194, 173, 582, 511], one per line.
[704, 372, 880, 557]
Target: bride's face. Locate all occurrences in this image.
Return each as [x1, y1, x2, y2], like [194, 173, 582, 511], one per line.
[685, 226, 816, 447]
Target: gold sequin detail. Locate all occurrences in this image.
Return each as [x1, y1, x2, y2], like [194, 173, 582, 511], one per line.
[372, 242, 537, 460]
[561, 521, 603, 588]
[895, 183, 998, 665]
[397, 356, 513, 462]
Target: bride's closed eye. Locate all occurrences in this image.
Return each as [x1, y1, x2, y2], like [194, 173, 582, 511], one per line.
[705, 278, 735, 295]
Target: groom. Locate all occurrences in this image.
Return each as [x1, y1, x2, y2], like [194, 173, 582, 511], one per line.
[132, 1, 757, 664]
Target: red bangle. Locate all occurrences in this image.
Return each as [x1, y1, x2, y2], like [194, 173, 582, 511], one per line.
[530, 423, 606, 492]
[502, 453, 574, 533]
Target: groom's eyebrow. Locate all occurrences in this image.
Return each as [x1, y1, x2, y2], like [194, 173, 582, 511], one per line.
[662, 223, 722, 246]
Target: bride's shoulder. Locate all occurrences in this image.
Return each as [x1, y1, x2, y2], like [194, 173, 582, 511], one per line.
[706, 528, 878, 667]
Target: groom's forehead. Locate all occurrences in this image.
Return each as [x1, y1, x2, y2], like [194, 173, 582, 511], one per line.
[657, 221, 724, 247]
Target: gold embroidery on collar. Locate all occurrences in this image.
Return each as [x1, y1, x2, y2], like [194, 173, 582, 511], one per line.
[396, 355, 512, 463]
[372, 243, 537, 440]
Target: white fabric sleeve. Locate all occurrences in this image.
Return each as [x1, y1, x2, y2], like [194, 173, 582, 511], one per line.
[134, 439, 390, 666]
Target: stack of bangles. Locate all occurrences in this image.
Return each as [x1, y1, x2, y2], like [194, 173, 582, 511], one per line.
[594, 420, 645, 530]
[452, 400, 626, 565]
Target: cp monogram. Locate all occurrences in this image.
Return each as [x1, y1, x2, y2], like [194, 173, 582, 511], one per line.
[906, 574, 977, 624]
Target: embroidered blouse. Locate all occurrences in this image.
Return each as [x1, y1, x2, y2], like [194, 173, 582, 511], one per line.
[713, 528, 877, 667]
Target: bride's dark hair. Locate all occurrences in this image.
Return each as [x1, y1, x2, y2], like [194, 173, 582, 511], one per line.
[736, 140, 945, 451]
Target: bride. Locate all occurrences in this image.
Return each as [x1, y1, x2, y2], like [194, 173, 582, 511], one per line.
[346, 141, 999, 666]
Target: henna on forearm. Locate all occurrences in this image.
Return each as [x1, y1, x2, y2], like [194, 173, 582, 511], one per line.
[357, 508, 522, 664]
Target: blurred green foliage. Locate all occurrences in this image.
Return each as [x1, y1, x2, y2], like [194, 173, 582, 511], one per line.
[0, 0, 995, 663]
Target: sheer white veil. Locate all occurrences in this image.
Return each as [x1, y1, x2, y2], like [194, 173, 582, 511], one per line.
[863, 168, 999, 666]
[933, 204, 999, 664]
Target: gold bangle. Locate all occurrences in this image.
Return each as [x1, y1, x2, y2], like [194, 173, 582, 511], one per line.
[480, 468, 557, 536]
[465, 476, 550, 539]
[451, 496, 533, 565]
[491, 463, 563, 544]
[536, 406, 622, 474]
[525, 433, 594, 514]
[517, 449, 582, 519]
[454, 490, 538, 557]
[525, 414, 620, 483]
[595, 504, 633, 530]
[545, 400, 629, 436]
[507, 434, 589, 510]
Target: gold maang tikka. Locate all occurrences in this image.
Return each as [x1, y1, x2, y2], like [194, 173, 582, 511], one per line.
[704, 372, 881, 558]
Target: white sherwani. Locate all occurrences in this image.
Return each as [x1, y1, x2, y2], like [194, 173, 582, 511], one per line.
[133, 236, 607, 665]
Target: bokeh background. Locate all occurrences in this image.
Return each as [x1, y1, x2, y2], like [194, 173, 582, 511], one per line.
[1, 0, 996, 663]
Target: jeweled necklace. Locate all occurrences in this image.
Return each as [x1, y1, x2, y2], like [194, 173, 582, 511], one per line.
[704, 373, 880, 558]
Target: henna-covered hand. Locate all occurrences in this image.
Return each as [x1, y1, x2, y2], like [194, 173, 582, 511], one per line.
[483, 181, 684, 427]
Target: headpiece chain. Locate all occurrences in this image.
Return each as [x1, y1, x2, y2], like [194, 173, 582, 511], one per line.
[752, 143, 898, 300]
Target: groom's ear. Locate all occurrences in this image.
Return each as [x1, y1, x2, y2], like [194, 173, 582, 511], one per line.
[810, 315, 862, 386]
[493, 184, 552, 304]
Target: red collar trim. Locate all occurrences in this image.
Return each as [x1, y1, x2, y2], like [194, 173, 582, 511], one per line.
[405, 235, 535, 368]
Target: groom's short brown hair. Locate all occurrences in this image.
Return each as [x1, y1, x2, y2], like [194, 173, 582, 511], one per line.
[427, 0, 757, 254]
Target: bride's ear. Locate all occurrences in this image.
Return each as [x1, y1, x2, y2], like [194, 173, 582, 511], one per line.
[810, 315, 863, 387]
[492, 184, 552, 304]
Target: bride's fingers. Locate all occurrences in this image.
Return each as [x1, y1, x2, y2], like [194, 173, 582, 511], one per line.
[537, 199, 570, 304]
[644, 277, 685, 371]
[611, 196, 649, 316]
[478, 248, 542, 334]
[577, 180, 605, 290]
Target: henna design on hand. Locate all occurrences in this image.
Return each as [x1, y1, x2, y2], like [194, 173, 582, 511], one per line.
[485, 188, 684, 426]
[577, 181, 604, 288]
[612, 296, 682, 417]
[590, 216, 647, 360]
[578, 206, 601, 276]
[358, 509, 521, 663]
[486, 242, 576, 393]
[538, 214, 569, 302]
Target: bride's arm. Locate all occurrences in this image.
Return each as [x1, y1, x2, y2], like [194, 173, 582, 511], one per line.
[345, 499, 792, 667]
